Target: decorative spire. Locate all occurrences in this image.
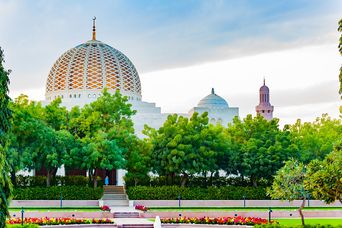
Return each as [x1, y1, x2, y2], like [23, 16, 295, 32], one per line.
[92, 16, 96, 40]
[263, 77, 265, 86]
[211, 88, 215, 94]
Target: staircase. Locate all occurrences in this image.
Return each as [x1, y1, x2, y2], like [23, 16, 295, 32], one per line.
[119, 225, 153, 228]
[101, 186, 129, 207]
[113, 212, 140, 218]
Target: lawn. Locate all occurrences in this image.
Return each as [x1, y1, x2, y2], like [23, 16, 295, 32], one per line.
[148, 207, 342, 212]
[276, 218, 342, 226]
[9, 207, 102, 212]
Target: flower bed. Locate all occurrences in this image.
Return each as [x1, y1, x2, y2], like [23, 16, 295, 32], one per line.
[101, 205, 111, 211]
[161, 216, 274, 225]
[7, 217, 114, 226]
[135, 204, 148, 211]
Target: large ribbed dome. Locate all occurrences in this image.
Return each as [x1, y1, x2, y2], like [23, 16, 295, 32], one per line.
[45, 38, 141, 101]
[198, 88, 229, 109]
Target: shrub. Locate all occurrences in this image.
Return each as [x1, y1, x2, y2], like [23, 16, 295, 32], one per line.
[7, 224, 40, 228]
[7, 218, 114, 226]
[125, 175, 271, 187]
[161, 216, 273, 225]
[255, 225, 339, 228]
[12, 186, 103, 200]
[126, 186, 268, 200]
[15, 175, 90, 187]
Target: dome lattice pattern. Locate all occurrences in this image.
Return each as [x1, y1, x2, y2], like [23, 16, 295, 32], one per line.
[46, 40, 141, 97]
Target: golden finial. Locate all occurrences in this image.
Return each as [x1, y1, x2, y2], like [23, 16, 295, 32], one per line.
[92, 16, 96, 40]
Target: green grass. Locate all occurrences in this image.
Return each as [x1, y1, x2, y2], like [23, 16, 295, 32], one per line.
[148, 207, 342, 212]
[9, 207, 102, 212]
[276, 218, 342, 225]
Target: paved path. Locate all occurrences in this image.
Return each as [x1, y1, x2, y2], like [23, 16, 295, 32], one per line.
[114, 218, 154, 225]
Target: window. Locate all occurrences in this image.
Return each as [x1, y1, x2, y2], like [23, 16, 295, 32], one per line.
[78, 94, 81, 98]
[69, 94, 72, 98]
[88, 94, 91, 98]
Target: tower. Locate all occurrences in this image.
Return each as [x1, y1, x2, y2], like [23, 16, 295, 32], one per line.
[256, 79, 274, 120]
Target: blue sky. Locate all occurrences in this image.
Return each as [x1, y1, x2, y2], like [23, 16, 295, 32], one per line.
[0, 0, 341, 123]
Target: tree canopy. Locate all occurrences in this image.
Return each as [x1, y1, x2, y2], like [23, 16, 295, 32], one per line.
[267, 159, 307, 225]
[67, 89, 137, 187]
[305, 141, 342, 204]
[0, 47, 12, 228]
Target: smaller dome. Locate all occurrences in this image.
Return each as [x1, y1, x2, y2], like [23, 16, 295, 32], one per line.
[198, 88, 229, 109]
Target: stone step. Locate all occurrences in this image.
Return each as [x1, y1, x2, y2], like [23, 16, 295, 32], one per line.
[113, 212, 140, 218]
[102, 200, 129, 207]
[121, 224, 153, 228]
[102, 194, 128, 200]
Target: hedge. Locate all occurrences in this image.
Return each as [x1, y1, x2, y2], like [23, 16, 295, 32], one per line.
[13, 186, 103, 200]
[255, 225, 339, 228]
[15, 175, 97, 187]
[126, 176, 271, 187]
[126, 186, 268, 200]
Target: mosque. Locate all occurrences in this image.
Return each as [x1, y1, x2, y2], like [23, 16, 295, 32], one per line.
[41, 19, 273, 185]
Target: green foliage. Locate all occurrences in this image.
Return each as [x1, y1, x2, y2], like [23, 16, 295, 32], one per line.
[7, 224, 40, 228]
[0, 47, 12, 228]
[14, 175, 89, 187]
[338, 18, 342, 98]
[305, 142, 342, 204]
[126, 175, 270, 187]
[227, 115, 298, 186]
[67, 89, 136, 187]
[289, 114, 341, 163]
[126, 186, 268, 200]
[268, 159, 307, 201]
[255, 225, 340, 228]
[12, 186, 103, 200]
[124, 139, 152, 186]
[5, 95, 76, 187]
[145, 112, 231, 186]
[268, 159, 307, 225]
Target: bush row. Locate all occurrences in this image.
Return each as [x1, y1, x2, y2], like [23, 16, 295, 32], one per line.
[126, 186, 268, 200]
[255, 225, 339, 228]
[12, 186, 103, 200]
[15, 175, 93, 187]
[126, 176, 271, 187]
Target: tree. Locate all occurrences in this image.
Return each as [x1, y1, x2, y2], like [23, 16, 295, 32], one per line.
[5, 95, 42, 185]
[267, 159, 307, 226]
[0, 47, 12, 228]
[5, 95, 74, 186]
[338, 19, 342, 98]
[227, 115, 298, 186]
[289, 114, 341, 163]
[68, 89, 136, 187]
[305, 141, 342, 204]
[145, 112, 229, 186]
[124, 138, 152, 186]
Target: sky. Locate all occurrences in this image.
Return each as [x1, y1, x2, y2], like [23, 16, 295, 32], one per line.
[0, 0, 341, 125]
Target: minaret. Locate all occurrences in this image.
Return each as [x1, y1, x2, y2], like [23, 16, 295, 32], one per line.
[256, 79, 274, 120]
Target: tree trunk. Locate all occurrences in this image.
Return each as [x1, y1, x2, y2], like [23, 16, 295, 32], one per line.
[10, 170, 16, 187]
[298, 197, 306, 226]
[93, 168, 98, 188]
[252, 177, 258, 187]
[209, 172, 214, 187]
[46, 167, 58, 187]
[181, 173, 188, 187]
